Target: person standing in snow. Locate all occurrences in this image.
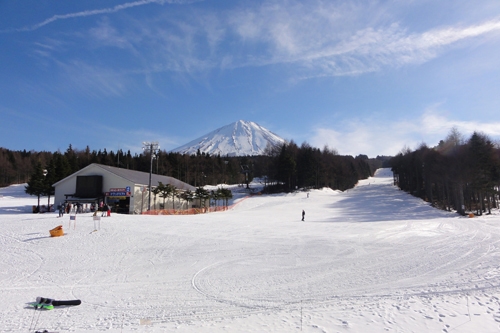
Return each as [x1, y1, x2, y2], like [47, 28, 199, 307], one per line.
[302, 210, 305, 221]
[58, 203, 63, 217]
[101, 204, 108, 217]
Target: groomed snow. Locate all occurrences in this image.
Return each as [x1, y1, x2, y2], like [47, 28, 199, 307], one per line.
[2, 169, 500, 332]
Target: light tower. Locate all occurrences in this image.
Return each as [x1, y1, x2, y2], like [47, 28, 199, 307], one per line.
[142, 141, 160, 211]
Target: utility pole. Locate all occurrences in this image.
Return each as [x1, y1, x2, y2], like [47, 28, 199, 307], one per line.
[142, 141, 160, 211]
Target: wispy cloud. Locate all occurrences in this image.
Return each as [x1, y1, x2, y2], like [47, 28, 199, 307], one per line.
[121, 1, 500, 79]
[9, 0, 500, 85]
[420, 108, 500, 138]
[228, 4, 500, 78]
[2, 0, 198, 33]
[310, 118, 416, 157]
[310, 107, 500, 157]
[55, 60, 130, 98]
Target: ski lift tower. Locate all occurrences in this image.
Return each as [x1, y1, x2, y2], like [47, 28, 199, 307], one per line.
[241, 164, 250, 189]
[142, 141, 160, 211]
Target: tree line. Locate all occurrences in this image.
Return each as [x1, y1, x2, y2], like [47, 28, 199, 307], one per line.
[390, 129, 500, 216]
[3, 141, 381, 204]
[261, 141, 378, 192]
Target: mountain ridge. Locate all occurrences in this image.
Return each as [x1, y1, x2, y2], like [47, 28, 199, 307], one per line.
[171, 120, 286, 156]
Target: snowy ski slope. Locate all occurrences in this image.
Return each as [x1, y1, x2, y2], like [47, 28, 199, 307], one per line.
[1, 169, 500, 332]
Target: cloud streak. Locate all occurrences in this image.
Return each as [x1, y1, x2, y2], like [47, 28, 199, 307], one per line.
[53, 60, 130, 98]
[120, 1, 500, 79]
[3, 0, 197, 32]
[8, 0, 500, 97]
[236, 10, 500, 78]
[19, 0, 500, 81]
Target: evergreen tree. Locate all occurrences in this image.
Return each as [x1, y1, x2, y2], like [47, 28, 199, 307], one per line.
[157, 182, 168, 209]
[277, 143, 297, 190]
[180, 189, 194, 210]
[25, 161, 46, 212]
[219, 188, 233, 207]
[169, 185, 177, 210]
[152, 186, 161, 210]
[195, 187, 210, 209]
[43, 158, 57, 210]
[65, 144, 78, 174]
[53, 152, 71, 180]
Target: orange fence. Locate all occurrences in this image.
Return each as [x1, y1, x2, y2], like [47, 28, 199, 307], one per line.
[142, 196, 250, 215]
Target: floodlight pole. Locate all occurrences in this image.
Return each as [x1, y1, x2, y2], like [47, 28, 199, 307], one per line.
[142, 141, 159, 211]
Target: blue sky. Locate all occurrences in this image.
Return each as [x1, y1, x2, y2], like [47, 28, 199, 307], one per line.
[1, 0, 500, 158]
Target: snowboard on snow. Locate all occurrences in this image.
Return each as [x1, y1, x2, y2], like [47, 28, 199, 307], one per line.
[29, 297, 81, 310]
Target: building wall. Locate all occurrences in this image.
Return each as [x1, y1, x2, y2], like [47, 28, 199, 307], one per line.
[55, 165, 137, 213]
[54, 177, 77, 208]
[132, 185, 148, 214]
[54, 164, 195, 214]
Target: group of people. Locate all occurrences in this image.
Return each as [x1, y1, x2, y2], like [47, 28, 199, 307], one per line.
[32, 205, 53, 213]
[57, 202, 109, 217]
[96, 203, 110, 217]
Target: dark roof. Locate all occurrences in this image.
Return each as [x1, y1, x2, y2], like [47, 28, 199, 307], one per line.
[55, 163, 196, 191]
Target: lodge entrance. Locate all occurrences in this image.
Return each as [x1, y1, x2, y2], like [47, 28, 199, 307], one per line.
[106, 196, 130, 214]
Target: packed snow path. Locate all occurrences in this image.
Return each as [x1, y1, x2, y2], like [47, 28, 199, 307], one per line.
[2, 169, 500, 332]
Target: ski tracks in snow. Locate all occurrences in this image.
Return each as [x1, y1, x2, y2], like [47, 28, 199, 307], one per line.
[3, 171, 500, 331]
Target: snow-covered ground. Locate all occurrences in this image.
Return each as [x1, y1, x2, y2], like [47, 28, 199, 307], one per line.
[2, 169, 500, 332]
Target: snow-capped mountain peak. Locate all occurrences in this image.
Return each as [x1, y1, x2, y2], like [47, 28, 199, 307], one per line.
[171, 120, 286, 156]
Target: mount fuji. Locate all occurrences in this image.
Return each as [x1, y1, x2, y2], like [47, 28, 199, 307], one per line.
[171, 120, 286, 156]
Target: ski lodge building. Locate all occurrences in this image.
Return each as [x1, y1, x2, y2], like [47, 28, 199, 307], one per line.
[53, 163, 196, 214]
